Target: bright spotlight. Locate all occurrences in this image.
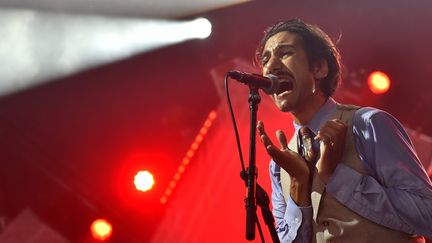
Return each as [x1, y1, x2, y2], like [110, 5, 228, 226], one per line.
[134, 170, 155, 192]
[368, 71, 391, 94]
[191, 18, 212, 39]
[90, 219, 113, 241]
[0, 10, 213, 97]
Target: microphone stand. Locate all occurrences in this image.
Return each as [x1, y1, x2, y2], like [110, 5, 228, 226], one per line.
[256, 183, 280, 243]
[243, 87, 280, 243]
[245, 87, 259, 241]
[240, 171, 280, 243]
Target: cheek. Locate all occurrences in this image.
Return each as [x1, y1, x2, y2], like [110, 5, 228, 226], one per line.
[280, 59, 292, 68]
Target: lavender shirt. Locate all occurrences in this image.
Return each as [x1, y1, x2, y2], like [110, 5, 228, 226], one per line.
[269, 98, 432, 242]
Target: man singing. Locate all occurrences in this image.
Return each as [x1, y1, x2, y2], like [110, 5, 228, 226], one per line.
[256, 19, 432, 242]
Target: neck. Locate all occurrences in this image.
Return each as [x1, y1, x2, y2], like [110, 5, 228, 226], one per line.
[292, 95, 327, 125]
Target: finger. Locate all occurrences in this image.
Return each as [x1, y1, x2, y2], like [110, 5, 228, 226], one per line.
[317, 135, 331, 169]
[325, 120, 347, 135]
[315, 131, 333, 147]
[260, 133, 275, 148]
[265, 144, 289, 165]
[315, 127, 337, 142]
[321, 120, 346, 133]
[276, 130, 288, 150]
[266, 145, 308, 177]
[265, 144, 281, 158]
[257, 120, 266, 136]
[314, 120, 346, 143]
[257, 121, 275, 148]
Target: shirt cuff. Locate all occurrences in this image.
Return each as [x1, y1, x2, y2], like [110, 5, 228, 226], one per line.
[283, 194, 312, 241]
[326, 163, 363, 204]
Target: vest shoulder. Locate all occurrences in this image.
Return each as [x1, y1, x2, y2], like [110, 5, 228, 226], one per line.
[336, 104, 391, 121]
[336, 103, 361, 111]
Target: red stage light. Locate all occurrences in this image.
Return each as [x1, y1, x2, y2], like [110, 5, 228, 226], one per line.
[160, 196, 167, 204]
[195, 134, 203, 143]
[186, 149, 195, 158]
[368, 71, 391, 94]
[182, 158, 190, 165]
[134, 170, 155, 192]
[209, 111, 217, 119]
[200, 127, 208, 135]
[191, 142, 199, 150]
[160, 110, 217, 204]
[90, 219, 113, 241]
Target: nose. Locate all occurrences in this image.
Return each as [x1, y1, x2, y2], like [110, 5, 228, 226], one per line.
[263, 55, 282, 76]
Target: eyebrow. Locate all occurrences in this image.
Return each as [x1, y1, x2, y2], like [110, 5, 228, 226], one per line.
[274, 44, 296, 50]
[263, 43, 296, 56]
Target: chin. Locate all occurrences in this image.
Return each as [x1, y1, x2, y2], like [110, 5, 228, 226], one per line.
[273, 98, 294, 112]
[277, 104, 293, 112]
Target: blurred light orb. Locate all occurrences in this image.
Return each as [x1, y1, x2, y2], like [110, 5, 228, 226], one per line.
[368, 71, 391, 94]
[90, 219, 113, 241]
[134, 170, 155, 192]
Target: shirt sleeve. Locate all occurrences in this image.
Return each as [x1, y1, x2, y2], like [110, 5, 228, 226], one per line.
[325, 107, 432, 238]
[269, 161, 312, 242]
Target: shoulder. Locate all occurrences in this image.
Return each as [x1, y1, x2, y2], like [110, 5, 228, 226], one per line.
[353, 107, 412, 144]
[356, 106, 388, 118]
[354, 107, 399, 126]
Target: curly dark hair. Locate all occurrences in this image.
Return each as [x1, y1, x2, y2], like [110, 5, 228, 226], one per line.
[255, 19, 341, 97]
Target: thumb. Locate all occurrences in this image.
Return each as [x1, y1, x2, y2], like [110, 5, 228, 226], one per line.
[318, 140, 331, 165]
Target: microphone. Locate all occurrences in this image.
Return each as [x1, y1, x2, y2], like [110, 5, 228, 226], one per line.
[227, 70, 279, 94]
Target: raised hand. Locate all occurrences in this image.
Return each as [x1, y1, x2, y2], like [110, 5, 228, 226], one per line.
[314, 119, 347, 183]
[257, 120, 311, 206]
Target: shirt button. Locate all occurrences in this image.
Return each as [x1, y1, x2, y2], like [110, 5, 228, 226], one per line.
[294, 217, 300, 223]
[321, 221, 330, 227]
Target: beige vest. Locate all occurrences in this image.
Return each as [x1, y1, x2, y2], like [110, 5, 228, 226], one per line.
[280, 103, 424, 243]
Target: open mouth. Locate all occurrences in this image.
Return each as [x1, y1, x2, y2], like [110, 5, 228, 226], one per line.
[276, 81, 293, 95]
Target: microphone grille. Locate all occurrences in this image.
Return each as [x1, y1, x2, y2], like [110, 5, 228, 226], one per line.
[263, 74, 279, 94]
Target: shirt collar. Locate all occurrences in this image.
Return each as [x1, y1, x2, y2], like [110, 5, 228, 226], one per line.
[293, 97, 337, 134]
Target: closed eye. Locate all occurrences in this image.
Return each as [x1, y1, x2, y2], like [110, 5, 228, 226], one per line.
[281, 51, 294, 58]
[261, 56, 269, 66]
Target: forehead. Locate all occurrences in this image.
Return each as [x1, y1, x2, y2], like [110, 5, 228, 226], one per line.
[263, 31, 303, 53]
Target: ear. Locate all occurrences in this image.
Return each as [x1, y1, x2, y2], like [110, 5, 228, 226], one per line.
[313, 58, 328, 80]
